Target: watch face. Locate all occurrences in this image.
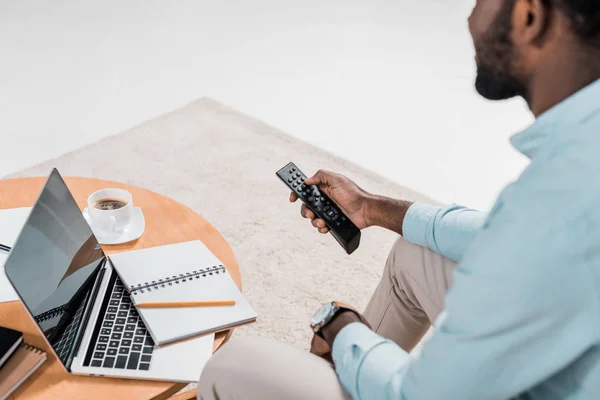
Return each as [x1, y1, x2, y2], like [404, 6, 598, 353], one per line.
[311, 302, 335, 327]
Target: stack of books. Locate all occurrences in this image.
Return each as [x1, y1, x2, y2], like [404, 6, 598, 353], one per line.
[0, 326, 46, 400]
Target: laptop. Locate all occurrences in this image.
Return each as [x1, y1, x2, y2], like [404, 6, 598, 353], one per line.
[3, 169, 213, 382]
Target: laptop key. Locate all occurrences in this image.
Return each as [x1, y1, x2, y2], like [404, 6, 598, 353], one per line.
[116, 318, 126, 325]
[125, 325, 136, 331]
[127, 317, 137, 323]
[106, 314, 116, 320]
[141, 355, 152, 363]
[109, 341, 120, 348]
[94, 352, 105, 359]
[143, 346, 153, 354]
[115, 356, 127, 369]
[136, 328, 146, 336]
[110, 300, 119, 306]
[132, 344, 142, 352]
[91, 360, 102, 367]
[119, 348, 129, 355]
[139, 363, 150, 371]
[114, 325, 124, 333]
[118, 311, 128, 317]
[127, 352, 140, 370]
[107, 348, 118, 356]
[108, 307, 117, 313]
[124, 332, 134, 339]
[111, 333, 122, 340]
[145, 336, 154, 346]
[99, 336, 109, 343]
[96, 344, 107, 351]
[134, 337, 144, 344]
[103, 357, 115, 368]
[101, 328, 111, 335]
[103, 321, 113, 327]
[122, 339, 132, 347]
[120, 304, 129, 310]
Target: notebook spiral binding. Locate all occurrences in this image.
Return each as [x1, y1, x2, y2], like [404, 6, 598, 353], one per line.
[130, 265, 227, 295]
[22, 342, 45, 355]
[34, 305, 67, 323]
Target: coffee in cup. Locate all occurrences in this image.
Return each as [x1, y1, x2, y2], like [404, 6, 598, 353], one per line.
[93, 198, 128, 211]
[87, 189, 134, 233]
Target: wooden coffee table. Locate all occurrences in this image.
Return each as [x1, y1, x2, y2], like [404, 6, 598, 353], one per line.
[0, 177, 242, 400]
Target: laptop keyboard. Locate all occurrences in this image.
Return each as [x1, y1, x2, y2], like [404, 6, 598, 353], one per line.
[85, 276, 154, 370]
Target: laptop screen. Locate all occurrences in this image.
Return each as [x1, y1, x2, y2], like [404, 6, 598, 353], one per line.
[4, 169, 106, 366]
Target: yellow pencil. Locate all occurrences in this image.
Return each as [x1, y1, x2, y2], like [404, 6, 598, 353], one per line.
[137, 301, 236, 309]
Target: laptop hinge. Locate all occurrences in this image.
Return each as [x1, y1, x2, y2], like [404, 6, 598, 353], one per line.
[65, 257, 108, 371]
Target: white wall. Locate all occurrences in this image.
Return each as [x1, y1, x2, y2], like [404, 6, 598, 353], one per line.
[0, 0, 530, 210]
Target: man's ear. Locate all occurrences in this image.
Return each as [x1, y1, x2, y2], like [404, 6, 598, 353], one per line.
[514, 0, 551, 46]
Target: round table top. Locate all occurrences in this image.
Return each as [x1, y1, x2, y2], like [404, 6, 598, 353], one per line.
[0, 176, 241, 400]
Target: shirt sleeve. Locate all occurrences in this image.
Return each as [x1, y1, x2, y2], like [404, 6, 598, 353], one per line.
[402, 203, 487, 262]
[332, 190, 597, 400]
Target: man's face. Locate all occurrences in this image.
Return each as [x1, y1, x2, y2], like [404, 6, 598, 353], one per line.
[468, 0, 527, 100]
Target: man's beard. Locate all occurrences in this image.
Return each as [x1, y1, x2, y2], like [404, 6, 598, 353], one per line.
[474, 1, 527, 100]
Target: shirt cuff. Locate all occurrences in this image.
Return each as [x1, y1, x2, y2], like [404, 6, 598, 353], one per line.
[402, 203, 442, 248]
[332, 323, 388, 399]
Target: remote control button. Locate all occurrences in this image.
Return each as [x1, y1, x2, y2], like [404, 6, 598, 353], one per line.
[308, 196, 314, 202]
[320, 197, 325, 201]
[331, 213, 339, 221]
[288, 178, 293, 182]
[313, 201, 319, 207]
[325, 209, 337, 219]
[292, 182, 297, 187]
[300, 176, 305, 181]
[341, 216, 347, 222]
[317, 206, 323, 211]
[302, 191, 308, 196]
[292, 167, 296, 172]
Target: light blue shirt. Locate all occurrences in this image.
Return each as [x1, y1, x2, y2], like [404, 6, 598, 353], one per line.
[332, 78, 600, 400]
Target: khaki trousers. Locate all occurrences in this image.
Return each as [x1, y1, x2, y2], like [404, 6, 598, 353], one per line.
[197, 237, 457, 400]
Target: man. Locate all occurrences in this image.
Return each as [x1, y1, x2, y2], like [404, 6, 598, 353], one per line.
[198, 0, 600, 398]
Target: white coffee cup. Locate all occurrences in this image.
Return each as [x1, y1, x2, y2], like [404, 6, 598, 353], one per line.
[87, 188, 134, 233]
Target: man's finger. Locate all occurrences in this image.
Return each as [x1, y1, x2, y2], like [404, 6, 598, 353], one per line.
[314, 219, 326, 229]
[305, 169, 331, 186]
[318, 227, 329, 234]
[301, 205, 315, 220]
[290, 192, 298, 202]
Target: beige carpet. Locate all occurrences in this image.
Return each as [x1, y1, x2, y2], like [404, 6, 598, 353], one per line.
[10, 98, 432, 392]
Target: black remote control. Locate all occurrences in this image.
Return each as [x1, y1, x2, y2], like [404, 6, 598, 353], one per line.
[277, 162, 361, 254]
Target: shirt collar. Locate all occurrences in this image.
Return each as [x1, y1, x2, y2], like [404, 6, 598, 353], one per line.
[511, 77, 600, 158]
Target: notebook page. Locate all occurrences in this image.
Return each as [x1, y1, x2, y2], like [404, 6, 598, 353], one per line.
[109, 241, 223, 291]
[132, 267, 257, 345]
[108, 240, 256, 345]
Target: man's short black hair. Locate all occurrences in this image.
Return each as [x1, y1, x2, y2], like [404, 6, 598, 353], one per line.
[549, 0, 600, 45]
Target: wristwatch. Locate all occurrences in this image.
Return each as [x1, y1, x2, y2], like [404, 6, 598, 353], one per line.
[310, 301, 361, 335]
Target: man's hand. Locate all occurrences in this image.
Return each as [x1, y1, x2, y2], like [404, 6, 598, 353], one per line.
[290, 169, 414, 236]
[290, 170, 374, 234]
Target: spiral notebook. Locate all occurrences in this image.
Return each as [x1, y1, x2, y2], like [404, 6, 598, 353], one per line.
[0, 342, 47, 400]
[109, 240, 257, 346]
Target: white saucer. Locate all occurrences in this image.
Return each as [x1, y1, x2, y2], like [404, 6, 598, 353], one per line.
[83, 207, 146, 245]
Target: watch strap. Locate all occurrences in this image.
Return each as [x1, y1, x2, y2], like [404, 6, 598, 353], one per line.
[332, 301, 372, 329]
